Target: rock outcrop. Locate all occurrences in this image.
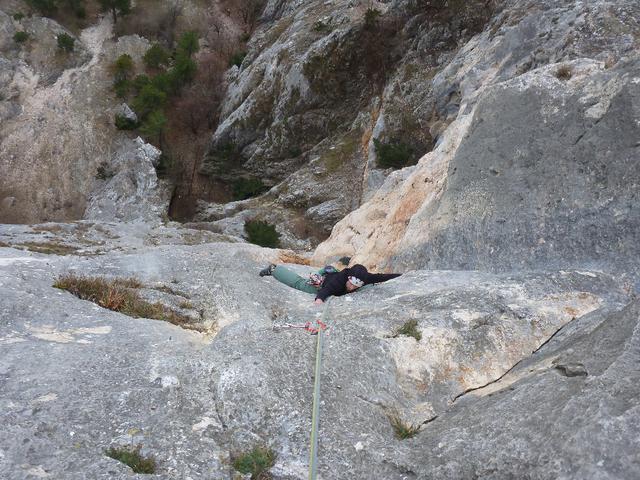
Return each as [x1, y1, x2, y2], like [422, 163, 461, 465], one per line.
[0, 11, 155, 223]
[1, 0, 639, 479]
[198, 0, 497, 243]
[84, 137, 170, 224]
[314, 0, 640, 273]
[0, 222, 637, 478]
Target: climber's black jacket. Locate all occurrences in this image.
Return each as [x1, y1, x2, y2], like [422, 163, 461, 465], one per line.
[315, 264, 401, 302]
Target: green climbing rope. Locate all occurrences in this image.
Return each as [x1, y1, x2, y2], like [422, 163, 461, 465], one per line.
[309, 299, 331, 480]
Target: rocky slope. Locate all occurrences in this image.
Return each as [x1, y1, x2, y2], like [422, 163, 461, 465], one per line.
[196, 0, 499, 246]
[0, 9, 159, 223]
[0, 222, 637, 479]
[199, 0, 639, 250]
[0, 0, 240, 225]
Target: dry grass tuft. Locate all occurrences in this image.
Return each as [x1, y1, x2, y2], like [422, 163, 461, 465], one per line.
[54, 274, 203, 331]
[555, 65, 572, 80]
[388, 411, 420, 440]
[276, 251, 311, 265]
[18, 241, 80, 255]
[105, 445, 156, 474]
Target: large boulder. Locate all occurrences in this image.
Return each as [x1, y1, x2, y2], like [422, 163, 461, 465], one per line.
[84, 137, 170, 224]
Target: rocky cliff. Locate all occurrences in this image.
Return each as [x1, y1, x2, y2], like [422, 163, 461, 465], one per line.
[314, 0, 640, 272]
[0, 10, 161, 223]
[0, 0, 639, 479]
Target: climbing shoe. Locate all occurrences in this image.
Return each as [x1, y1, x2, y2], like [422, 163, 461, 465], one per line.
[259, 264, 276, 277]
[338, 256, 351, 266]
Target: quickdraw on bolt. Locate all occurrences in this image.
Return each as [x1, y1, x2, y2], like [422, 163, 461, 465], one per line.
[272, 320, 328, 335]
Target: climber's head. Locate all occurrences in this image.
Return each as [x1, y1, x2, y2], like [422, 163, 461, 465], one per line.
[346, 276, 364, 292]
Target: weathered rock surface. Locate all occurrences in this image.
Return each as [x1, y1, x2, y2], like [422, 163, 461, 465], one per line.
[400, 299, 640, 480]
[0, 12, 155, 223]
[85, 137, 170, 224]
[198, 0, 497, 242]
[1, 1, 639, 479]
[0, 223, 637, 479]
[315, 0, 640, 273]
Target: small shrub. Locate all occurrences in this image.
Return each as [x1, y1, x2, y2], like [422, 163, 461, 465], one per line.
[57, 33, 75, 52]
[312, 20, 332, 33]
[139, 109, 167, 139]
[100, 0, 131, 23]
[393, 319, 421, 341]
[150, 72, 174, 95]
[73, 4, 86, 19]
[232, 177, 268, 201]
[288, 146, 302, 158]
[113, 53, 135, 72]
[388, 412, 420, 439]
[105, 445, 156, 474]
[171, 52, 197, 87]
[177, 30, 199, 57]
[132, 84, 167, 118]
[373, 138, 413, 169]
[244, 220, 280, 248]
[155, 152, 173, 177]
[232, 446, 276, 479]
[27, 0, 57, 16]
[13, 12, 25, 20]
[113, 78, 131, 98]
[143, 43, 170, 70]
[229, 51, 246, 68]
[132, 74, 151, 92]
[241, 32, 251, 42]
[13, 31, 29, 43]
[364, 8, 381, 30]
[555, 65, 572, 80]
[96, 161, 115, 179]
[113, 54, 134, 81]
[114, 114, 138, 130]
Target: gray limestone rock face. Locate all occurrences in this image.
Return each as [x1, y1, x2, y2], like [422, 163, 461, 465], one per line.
[0, 222, 637, 479]
[399, 300, 640, 480]
[84, 138, 170, 224]
[198, 0, 496, 246]
[0, 13, 153, 224]
[392, 57, 640, 274]
[315, 0, 640, 267]
[115, 102, 137, 124]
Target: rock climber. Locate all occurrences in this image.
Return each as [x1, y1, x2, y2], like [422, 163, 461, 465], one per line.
[259, 262, 401, 304]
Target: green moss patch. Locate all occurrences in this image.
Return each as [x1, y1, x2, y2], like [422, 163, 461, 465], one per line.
[232, 446, 276, 479]
[374, 139, 414, 169]
[393, 319, 421, 341]
[244, 220, 280, 248]
[105, 445, 156, 474]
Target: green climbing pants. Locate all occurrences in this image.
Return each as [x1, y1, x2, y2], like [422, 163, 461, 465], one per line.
[272, 266, 319, 295]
